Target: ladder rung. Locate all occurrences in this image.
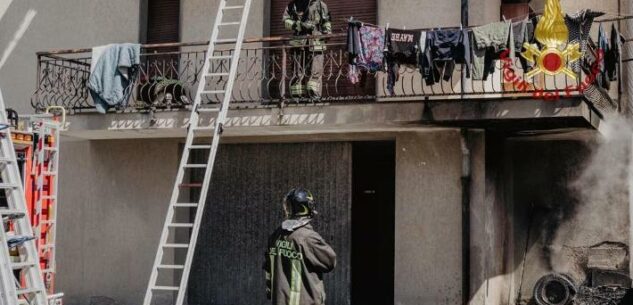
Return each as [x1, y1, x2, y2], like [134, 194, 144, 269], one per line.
[42, 269, 55, 273]
[223, 5, 244, 10]
[158, 264, 185, 269]
[42, 195, 56, 200]
[44, 147, 57, 151]
[168, 223, 194, 228]
[11, 261, 36, 269]
[0, 183, 19, 189]
[192, 126, 214, 131]
[153, 286, 180, 291]
[179, 183, 203, 188]
[219, 22, 240, 26]
[210, 55, 233, 60]
[41, 244, 55, 249]
[197, 107, 220, 113]
[42, 220, 56, 224]
[215, 38, 238, 43]
[200, 90, 225, 95]
[189, 145, 212, 150]
[184, 164, 207, 168]
[0, 157, 13, 163]
[163, 243, 189, 248]
[43, 171, 57, 176]
[205, 72, 230, 77]
[0, 209, 24, 215]
[16, 288, 43, 295]
[174, 203, 198, 208]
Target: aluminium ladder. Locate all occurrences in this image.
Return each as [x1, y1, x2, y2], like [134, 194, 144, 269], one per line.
[0, 89, 49, 305]
[31, 116, 61, 296]
[143, 0, 253, 304]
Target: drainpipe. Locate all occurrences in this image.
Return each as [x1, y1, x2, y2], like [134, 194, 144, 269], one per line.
[461, 129, 472, 305]
[624, 0, 633, 115]
[624, 0, 633, 278]
[461, 0, 469, 28]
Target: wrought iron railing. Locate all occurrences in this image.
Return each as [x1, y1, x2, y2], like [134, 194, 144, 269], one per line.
[32, 34, 608, 114]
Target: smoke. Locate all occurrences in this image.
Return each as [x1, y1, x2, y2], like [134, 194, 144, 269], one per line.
[572, 115, 632, 209]
[550, 115, 633, 276]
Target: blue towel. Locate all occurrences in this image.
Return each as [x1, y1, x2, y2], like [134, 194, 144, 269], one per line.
[88, 43, 141, 113]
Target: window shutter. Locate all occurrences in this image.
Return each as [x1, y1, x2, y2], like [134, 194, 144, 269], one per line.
[270, 0, 377, 37]
[147, 0, 181, 44]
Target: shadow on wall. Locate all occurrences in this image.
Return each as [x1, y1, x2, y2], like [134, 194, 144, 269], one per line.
[0, 8, 37, 70]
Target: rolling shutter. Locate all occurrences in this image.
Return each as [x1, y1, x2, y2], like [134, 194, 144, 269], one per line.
[147, 0, 181, 44]
[271, 0, 377, 37]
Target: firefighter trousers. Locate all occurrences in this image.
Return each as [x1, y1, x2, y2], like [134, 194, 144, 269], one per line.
[290, 48, 323, 98]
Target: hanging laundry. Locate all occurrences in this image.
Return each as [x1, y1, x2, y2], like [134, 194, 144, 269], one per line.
[88, 43, 141, 114]
[422, 28, 471, 85]
[512, 19, 532, 71]
[347, 21, 362, 62]
[385, 28, 421, 95]
[347, 21, 386, 84]
[597, 24, 610, 90]
[472, 21, 514, 80]
[606, 24, 624, 82]
[565, 9, 605, 73]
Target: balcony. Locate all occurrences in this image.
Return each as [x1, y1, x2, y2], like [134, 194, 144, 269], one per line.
[31, 34, 616, 138]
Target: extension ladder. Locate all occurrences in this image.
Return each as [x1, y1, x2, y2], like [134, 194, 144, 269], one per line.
[143, 1, 252, 304]
[31, 116, 61, 296]
[0, 89, 49, 305]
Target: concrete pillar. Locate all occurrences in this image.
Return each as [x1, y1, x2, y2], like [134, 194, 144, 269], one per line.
[394, 130, 463, 305]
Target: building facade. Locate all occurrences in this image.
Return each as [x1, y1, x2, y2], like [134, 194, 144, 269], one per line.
[0, 0, 631, 305]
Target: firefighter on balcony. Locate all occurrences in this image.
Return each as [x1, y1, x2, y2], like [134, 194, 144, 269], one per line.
[283, 0, 332, 98]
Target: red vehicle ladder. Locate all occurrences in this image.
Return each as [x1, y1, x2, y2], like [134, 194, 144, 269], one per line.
[9, 108, 64, 305]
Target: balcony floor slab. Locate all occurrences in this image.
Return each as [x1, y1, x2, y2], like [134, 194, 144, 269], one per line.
[60, 97, 602, 141]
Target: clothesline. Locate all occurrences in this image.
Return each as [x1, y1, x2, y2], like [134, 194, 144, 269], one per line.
[596, 14, 633, 23]
[346, 13, 537, 32]
[346, 11, 633, 33]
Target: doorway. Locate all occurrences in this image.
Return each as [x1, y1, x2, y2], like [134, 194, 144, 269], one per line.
[352, 141, 395, 305]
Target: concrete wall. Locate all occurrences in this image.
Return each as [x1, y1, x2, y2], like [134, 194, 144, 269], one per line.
[378, 0, 460, 30]
[0, 0, 142, 114]
[394, 130, 465, 305]
[56, 138, 179, 305]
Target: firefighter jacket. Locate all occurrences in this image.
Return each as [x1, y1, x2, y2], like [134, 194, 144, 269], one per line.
[282, 0, 332, 50]
[264, 219, 336, 305]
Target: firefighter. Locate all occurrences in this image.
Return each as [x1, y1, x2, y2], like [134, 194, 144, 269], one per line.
[264, 188, 336, 305]
[282, 0, 332, 98]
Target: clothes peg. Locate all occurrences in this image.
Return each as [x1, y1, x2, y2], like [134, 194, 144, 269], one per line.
[386, 22, 390, 30]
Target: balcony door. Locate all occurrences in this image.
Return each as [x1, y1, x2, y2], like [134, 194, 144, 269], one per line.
[140, 0, 182, 108]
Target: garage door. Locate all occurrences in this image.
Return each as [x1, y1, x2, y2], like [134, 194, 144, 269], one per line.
[188, 142, 352, 305]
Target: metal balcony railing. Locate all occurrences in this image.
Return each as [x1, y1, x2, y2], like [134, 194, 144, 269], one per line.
[31, 33, 615, 114]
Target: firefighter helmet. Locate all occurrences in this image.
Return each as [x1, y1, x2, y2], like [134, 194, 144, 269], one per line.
[283, 188, 317, 218]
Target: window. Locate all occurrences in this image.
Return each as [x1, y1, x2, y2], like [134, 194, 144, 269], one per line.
[145, 0, 180, 44]
[501, 0, 532, 20]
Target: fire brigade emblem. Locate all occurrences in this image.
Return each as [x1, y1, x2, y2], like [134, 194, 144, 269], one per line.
[521, 0, 581, 79]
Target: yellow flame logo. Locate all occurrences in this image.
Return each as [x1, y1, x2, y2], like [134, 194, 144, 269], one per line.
[521, 0, 581, 79]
